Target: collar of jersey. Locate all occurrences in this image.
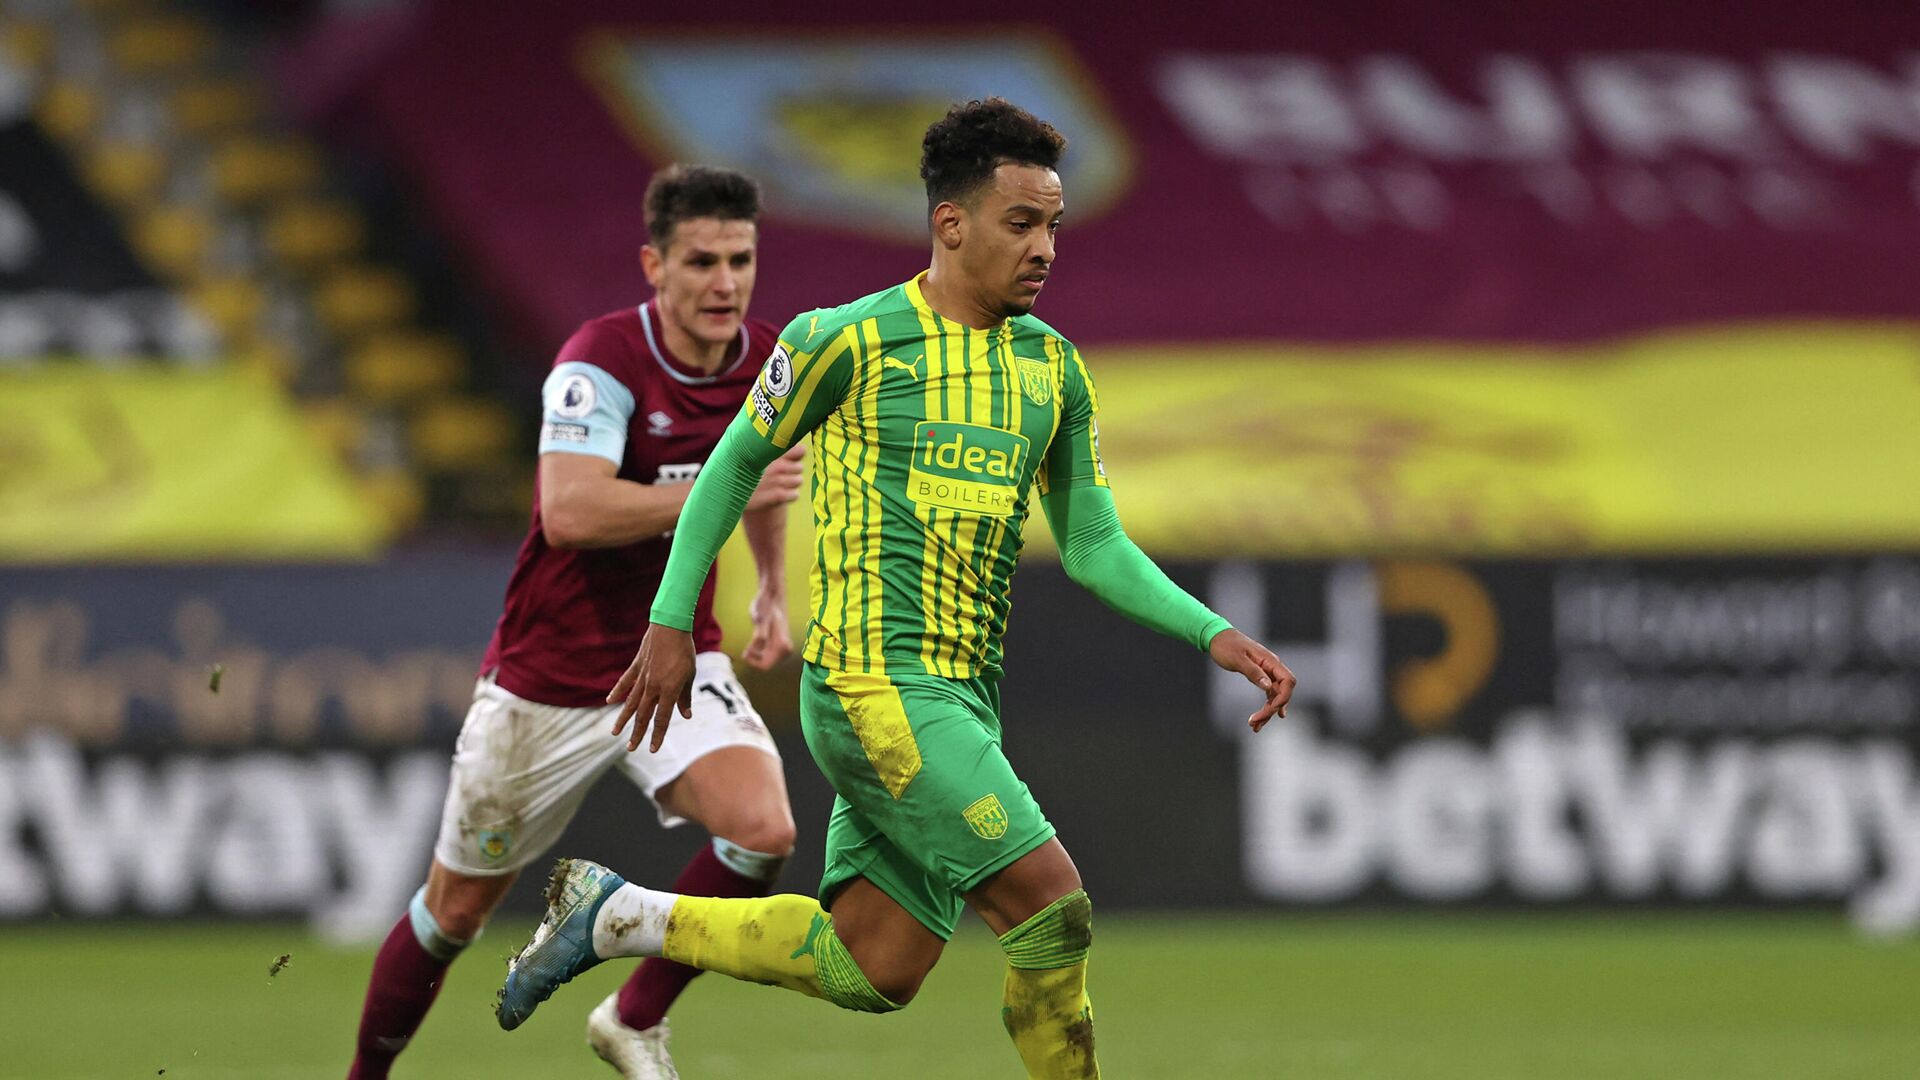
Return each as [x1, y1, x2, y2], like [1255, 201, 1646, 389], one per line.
[904, 270, 1012, 333]
[639, 300, 752, 386]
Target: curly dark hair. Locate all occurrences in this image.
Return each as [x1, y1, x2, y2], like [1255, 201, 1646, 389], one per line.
[644, 164, 761, 249]
[920, 98, 1067, 214]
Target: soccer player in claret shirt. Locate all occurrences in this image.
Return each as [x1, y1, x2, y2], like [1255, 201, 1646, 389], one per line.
[345, 165, 808, 1080]
[495, 101, 1296, 1077]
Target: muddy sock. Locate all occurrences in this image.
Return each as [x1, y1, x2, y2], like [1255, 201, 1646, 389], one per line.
[999, 889, 1097, 1079]
[592, 885, 900, 1013]
[614, 839, 784, 1030]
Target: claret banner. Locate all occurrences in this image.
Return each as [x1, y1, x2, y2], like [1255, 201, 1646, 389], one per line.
[290, 0, 1920, 345]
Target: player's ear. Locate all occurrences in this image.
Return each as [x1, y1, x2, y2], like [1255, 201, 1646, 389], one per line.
[640, 244, 663, 286]
[930, 202, 964, 250]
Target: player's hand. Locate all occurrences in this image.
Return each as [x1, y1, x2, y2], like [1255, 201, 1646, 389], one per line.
[1207, 629, 1296, 732]
[608, 623, 695, 753]
[746, 444, 806, 511]
[741, 587, 793, 670]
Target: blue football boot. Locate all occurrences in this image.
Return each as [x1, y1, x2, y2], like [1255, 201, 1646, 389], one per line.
[496, 858, 626, 1031]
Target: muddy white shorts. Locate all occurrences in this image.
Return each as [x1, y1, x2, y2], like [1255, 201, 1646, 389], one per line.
[432, 651, 779, 876]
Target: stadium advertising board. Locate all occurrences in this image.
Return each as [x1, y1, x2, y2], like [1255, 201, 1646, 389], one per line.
[1216, 558, 1920, 932]
[292, 1, 1920, 346]
[0, 559, 495, 936]
[6, 555, 1918, 931]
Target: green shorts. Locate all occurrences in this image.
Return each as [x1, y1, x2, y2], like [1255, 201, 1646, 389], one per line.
[799, 662, 1055, 939]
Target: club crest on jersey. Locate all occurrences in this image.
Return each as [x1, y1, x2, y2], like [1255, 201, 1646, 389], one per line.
[1016, 357, 1053, 406]
[963, 794, 1009, 840]
[551, 373, 596, 419]
[581, 35, 1131, 242]
[763, 345, 794, 399]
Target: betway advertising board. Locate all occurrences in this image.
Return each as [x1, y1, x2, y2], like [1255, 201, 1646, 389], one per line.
[1213, 558, 1920, 932]
[3, 555, 1919, 932]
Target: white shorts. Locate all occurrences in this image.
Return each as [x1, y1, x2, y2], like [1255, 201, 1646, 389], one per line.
[432, 652, 780, 876]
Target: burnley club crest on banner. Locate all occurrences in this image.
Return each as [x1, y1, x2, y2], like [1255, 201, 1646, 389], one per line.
[582, 32, 1131, 243]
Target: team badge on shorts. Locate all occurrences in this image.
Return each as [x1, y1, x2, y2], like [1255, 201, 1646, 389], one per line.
[1016, 358, 1053, 406]
[477, 828, 515, 863]
[963, 793, 1009, 840]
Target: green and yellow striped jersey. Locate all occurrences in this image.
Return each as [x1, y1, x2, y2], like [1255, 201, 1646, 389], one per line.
[744, 271, 1108, 678]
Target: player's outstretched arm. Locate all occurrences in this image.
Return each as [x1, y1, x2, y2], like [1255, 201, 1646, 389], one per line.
[1040, 483, 1296, 730]
[615, 319, 852, 749]
[611, 414, 783, 750]
[740, 444, 805, 670]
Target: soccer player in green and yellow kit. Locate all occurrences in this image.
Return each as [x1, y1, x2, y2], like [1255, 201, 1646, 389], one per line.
[497, 98, 1297, 1078]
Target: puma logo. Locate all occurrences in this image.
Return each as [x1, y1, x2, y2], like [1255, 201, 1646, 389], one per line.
[790, 912, 830, 960]
[805, 315, 824, 343]
[884, 354, 925, 380]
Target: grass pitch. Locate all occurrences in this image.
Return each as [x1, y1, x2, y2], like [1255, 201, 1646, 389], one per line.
[4, 912, 1916, 1079]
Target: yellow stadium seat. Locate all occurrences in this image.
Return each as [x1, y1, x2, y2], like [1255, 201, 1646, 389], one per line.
[448, 463, 536, 521]
[235, 340, 297, 384]
[84, 141, 169, 205]
[313, 265, 414, 338]
[263, 198, 366, 268]
[133, 205, 215, 279]
[209, 136, 324, 203]
[108, 16, 214, 76]
[36, 79, 101, 141]
[408, 398, 517, 471]
[171, 79, 261, 137]
[360, 467, 426, 534]
[345, 332, 466, 403]
[2, 21, 56, 71]
[189, 276, 265, 343]
[301, 398, 368, 458]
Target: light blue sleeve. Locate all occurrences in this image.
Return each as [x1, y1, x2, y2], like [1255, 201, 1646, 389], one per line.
[538, 361, 635, 465]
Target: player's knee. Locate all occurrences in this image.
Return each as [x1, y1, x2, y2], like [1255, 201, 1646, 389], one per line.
[427, 893, 493, 941]
[424, 871, 509, 942]
[413, 886, 485, 958]
[715, 808, 797, 860]
[999, 889, 1093, 969]
[862, 957, 930, 1007]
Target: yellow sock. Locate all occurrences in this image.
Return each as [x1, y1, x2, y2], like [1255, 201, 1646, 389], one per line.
[660, 893, 899, 1012]
[1003, 962, 1097, 1078]
[999, 890, 1099, 1079]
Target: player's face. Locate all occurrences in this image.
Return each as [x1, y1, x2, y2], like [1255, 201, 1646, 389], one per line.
[960, 164, 1063, 318]
[643, 217, 758, 347]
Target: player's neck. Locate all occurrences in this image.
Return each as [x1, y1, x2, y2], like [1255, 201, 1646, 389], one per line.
[920, 264, 1005, 330]
[654, 302, 732, 374]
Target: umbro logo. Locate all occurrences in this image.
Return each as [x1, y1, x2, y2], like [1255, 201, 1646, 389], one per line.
[648, 410, 673, 436]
